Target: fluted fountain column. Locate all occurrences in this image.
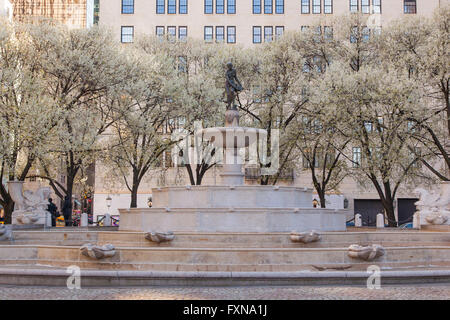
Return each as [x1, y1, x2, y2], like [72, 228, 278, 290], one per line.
[220, 107, 245, 186]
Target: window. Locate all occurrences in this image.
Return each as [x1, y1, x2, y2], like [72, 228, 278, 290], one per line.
[361, 0, 369, 13]
[228, 0, 236, 13]
[312, 0, 321, 14]
[301, 0, 310, 13]
[94, 0, 100, 24]
[216, 0, 224, 13]
[373, 0, 381, 13]
[204, 26, 213, 42]
[324, 26, 333, 40]
[404, 0, 416, 14]
[216, 26, 225, 42]
[301, 25, 309, 32]
[275, 26, 284, 39]
[349, 0, 358, 12]
[122, 0, 134, 14]
[121, 26, 134, 43]
[178, 56, 187, 73]
[362, 26, 370, 42]
[253, 26, 262, 43]
[227, 26, 236, 43]
[275, 0, 284, 14]
[179, 0, 188, 13]
[352, 147, 361, 168]
[253, 0, 261, 13]
[364, 121, 373, 133]
[168, 0, 176, 13]
[156, 26, 165, 37]
[205, 0, 213, 13]
[264, 26, 273, 42]
[313, 26, 322, 42]
[264, 0, 272, 14]
[167, 26, 176, 40]
[156, 0, 165, 13]
[179, 26, 187, 40]
[350, 26, 358, 43]
[324, 0, 332, 13]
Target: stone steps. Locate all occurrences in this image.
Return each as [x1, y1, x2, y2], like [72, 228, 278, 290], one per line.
[5, 230, 450, 248]
[1, 267, 450, 286]
[0, 245, 449, 271]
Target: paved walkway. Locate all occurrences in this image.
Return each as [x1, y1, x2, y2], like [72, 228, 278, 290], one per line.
[0, 284, 449, 300]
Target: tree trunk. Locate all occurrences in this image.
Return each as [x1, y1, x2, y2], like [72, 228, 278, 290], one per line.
[130, 186, 138, 208]
[4, 201, 14, 225]
[318, 190, 326, 208]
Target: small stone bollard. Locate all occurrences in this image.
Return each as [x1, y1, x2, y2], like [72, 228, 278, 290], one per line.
[355, 214, 362, 227]
[80, 213, 88, 227]
[104, 213, 112, 227]
[413, 212, 420, 229]
[376, 213, 385, 228]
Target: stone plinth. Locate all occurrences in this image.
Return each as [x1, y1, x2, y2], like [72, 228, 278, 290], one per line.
[118, 207, 346, 232]
[152, 185, 313, 209]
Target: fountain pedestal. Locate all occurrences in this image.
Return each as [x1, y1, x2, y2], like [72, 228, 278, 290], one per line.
[119, 106, 347, 232]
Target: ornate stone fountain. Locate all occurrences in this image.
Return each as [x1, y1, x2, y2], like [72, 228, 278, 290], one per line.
[118, 63, 346, 232]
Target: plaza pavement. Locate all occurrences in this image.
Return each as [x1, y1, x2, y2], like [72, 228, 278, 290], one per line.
[0, 284, 449, 300]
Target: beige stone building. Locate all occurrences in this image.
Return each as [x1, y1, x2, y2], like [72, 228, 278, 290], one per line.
[98, 0, 447, 45]
[10, 0, 98, 28]
[4, 1, 447, 225]
[92, 0, 449, 225]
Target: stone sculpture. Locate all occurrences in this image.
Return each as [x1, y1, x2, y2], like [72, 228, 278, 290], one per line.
[415, 183, 450, 225]
[0, 225, 12, 241]
[425, 214, 448, 225]
[348, 244, 385, 261]
[80, 243, 116, 259]
[290, 230, 321, 243]
[8, 181, 51, 225]
[145, 231, 175, 243]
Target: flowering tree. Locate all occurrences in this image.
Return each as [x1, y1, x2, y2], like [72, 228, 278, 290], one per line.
[0, 20, 58, 222]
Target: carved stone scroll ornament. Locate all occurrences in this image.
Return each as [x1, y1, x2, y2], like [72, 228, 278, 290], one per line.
[80, 243, 116, 259]
[145, 231, 175, 243]
[0, 225, 12, 241]
[348, 244, 385, 261]
[290, 231, 321, 244]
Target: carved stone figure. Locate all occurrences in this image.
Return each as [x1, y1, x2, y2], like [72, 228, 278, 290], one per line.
[0, 225, 12, 241]
[80, 243, 116, 259]
[290, 230, 321, 243]
[348, 244, 385, 261]
[8, 181, 51, 225]
[145, 231, 175, 243]
[425, 213, 448, 225]
[225, 62, 243, 110]
[415, 183, 450, 225]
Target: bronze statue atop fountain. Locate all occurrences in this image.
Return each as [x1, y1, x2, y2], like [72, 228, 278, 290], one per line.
[225, 62, 243, 111]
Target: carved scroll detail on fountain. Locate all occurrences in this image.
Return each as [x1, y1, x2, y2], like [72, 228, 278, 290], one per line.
[0, 225, 12, 241]
[225, 107, 240, 127]
[348, 244, 385, 261]
[415, 183, 450, 225]
[290, 230, 321, 243]
[145, 231, 175, 243]
[80, 243, 116, 259]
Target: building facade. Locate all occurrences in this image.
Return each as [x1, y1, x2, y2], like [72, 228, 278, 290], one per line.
[98, 0, 446, 45]
[92, 0, 449, 226]
[10, 0, 98, 28]
[0, 0, 13, 20]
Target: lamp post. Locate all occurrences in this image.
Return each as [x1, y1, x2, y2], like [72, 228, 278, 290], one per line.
[105, 195, 112, 227]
